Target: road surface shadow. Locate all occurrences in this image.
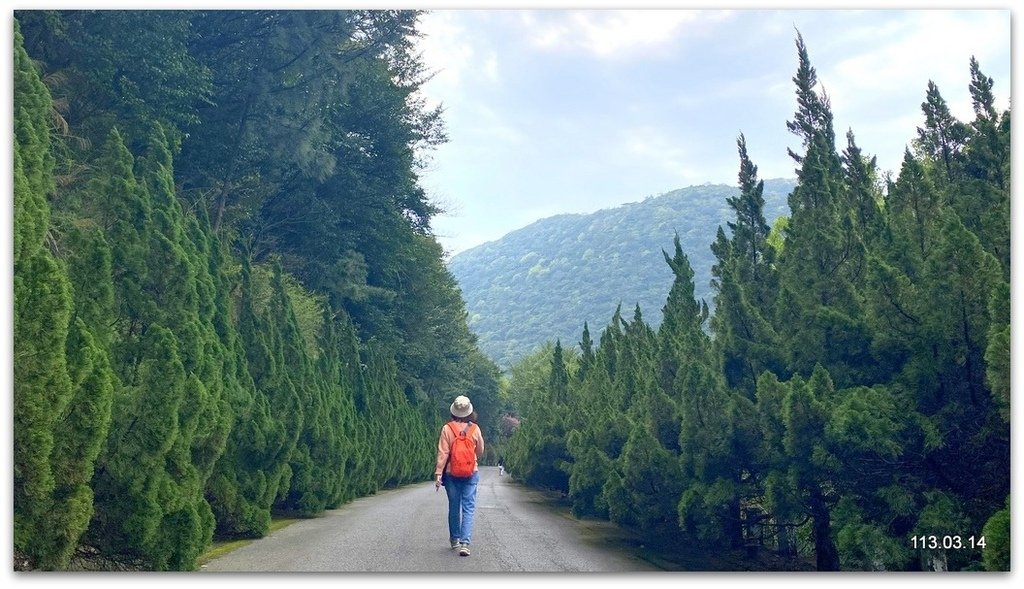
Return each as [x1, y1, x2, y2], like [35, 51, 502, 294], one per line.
[516, 482, 815, 572]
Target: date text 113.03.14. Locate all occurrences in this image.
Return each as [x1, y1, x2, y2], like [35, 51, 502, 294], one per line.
[910, 535, 986, 550]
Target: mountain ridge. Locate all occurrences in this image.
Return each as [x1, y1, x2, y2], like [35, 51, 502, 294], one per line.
[448, 178, 796, 368]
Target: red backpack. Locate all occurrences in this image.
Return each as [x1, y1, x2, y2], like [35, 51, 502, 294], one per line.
[447, 422, 478, 478]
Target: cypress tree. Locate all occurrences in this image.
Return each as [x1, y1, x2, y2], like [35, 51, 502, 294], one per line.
[866, 86, 1008, 566]
[984, 280, 1010, 423]
[841, 129, 884, 260]
[536, 340, 573, 492]
[274, 272, 329, 514]
[87, 326, 186, 569]
[13, 250, 74, 568]
[207, 260, 286, 538]
[41, 229, 117, 569]
[916, 81, 968, 184]
[127, 123, 225, 569]
[864, 151, 943, 386]
[613, 306, 677, 529]
[549, 339, 569, 405]
[753, 371, 800, 558]
[980, 497, 1010, 571]
[260, 262, 305, 508]
[334, 309, 368, 504]
[782, 366, 841, 570]
[578, 321, 595, 379]
[301, 309, 353, 510]
[913, 213, 1007, 521]
[506, 342, 573, 492]
[13, 19, 53, 267]
[12, 20, 86, 569]
[728, 134, 775, 289]
[566, 311, 632, 519]
[614, 392, 683, 535]
[711, 137, 784, 397]
[45, 318, 115, 569]
[90, 127, 154, 378]
[656, 237, 746, 548]
[775, 32, 874, 389]
[83, 123, 229, 568]
[962, 58, 1010, 277]
[827, 381, 910, 570]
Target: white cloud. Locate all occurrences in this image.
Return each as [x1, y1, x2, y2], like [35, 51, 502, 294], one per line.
[522, 9, 732, 58]
[422, 8, 1011, 257]
[416, 11, 475, 107]
[791, 10, 1010, 177]
[825, 11, 1009, 120]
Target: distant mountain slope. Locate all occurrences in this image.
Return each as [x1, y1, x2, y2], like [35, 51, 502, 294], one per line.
[448, 179, 796, 369]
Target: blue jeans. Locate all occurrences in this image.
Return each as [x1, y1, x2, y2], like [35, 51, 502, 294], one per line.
[444, 470, 480, 544]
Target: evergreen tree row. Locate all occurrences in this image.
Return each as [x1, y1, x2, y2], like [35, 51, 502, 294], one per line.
[504, 33, 1010, 571]
[13, 11, 499, 571]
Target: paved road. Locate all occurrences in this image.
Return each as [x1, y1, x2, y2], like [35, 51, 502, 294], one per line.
[200, 466, 661, 573]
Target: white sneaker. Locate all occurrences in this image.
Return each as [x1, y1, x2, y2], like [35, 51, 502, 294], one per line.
[458, 543, 471, 557]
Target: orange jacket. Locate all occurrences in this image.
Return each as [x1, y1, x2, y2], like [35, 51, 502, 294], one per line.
[435, 420, 485, 477]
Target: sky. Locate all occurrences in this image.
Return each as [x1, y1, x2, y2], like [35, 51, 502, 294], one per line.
[411, 5, 1012, 257]
[1, 3, 1020, 587]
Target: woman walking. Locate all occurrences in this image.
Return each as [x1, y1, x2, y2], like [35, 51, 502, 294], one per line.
[435, 395, 485, 556]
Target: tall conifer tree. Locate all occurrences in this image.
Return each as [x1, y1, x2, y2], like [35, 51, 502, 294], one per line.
[711, 136, 784, 397]
[774, 32, 873, 389]
[13, 20, 93, 569]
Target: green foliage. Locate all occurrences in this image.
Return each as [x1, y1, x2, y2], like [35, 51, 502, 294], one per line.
[912, 491, 972, 571]
[984, 280, 1010, 422]
[13, 13, 1008, 574]
[498, 35, 1008, 573]
[505, 342, 574, 492]
[13, 10, 495, 571]
[832, 496, 911, 570]
[616, 396, 683, 534]
[17, 10, 212, 153]
[980, 496, 1010, 571]
[13, 251, 74, 567]
[711, 135, 784, 398]
[775, 34, 875, 390]
[13, 22, 107, 570]
[42, 228, 116, 569]
[566, 439, 613, 518]
[88, 326, 186, 569]
[13, 20, 54, 267]
[207, 259, 286, 539]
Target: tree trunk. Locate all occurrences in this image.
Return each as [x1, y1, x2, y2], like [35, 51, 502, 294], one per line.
[810, 489, 840, 570]
[777, 522, 797, 558]
[726, 495, 744, 550]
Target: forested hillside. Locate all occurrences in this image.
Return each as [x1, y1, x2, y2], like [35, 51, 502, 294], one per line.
[502, 34, 1010, 571]
[449, 179, 795, 368]
[12, 10, 501, 571]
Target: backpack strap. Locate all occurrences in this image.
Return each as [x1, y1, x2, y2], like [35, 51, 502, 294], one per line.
[448, 421, 473, 438]
[446, 421, 463, 438]
[442, 422, 459, 475]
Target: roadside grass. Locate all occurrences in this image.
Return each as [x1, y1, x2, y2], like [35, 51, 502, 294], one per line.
[197, 517, 302, 567]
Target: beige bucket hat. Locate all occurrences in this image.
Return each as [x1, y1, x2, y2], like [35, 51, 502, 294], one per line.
[450, 395, 473, 418]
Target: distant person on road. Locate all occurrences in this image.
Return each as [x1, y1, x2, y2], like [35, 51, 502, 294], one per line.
[435, 395, 485, 557]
